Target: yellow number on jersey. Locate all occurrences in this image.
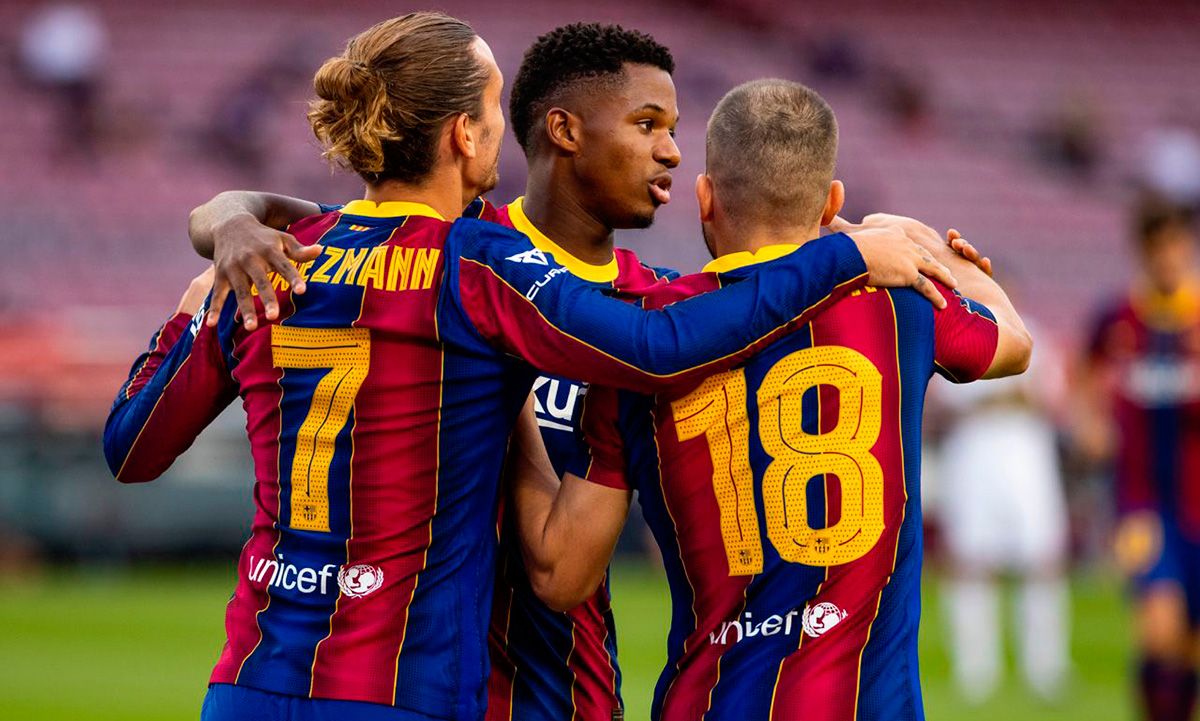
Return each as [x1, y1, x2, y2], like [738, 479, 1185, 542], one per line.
[671, 371, 763, 575]
[757, 346, 884, 566]
[270, 326, 371, 532]
[672, 345, 886, 575]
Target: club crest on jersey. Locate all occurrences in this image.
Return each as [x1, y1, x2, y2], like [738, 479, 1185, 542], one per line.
[338, 564, 385, 598]
[802, 602, 848, 638]
[506, 248, 549, 266]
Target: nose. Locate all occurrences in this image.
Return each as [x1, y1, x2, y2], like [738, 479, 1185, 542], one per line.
[656, 133, 680, 169]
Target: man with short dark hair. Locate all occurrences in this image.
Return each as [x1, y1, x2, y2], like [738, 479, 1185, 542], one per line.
[509, 78, 1031, 721]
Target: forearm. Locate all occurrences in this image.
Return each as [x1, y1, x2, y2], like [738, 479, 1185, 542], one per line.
[104, 317, 234, 482]
[189, 191, 320, 259]
[507, 403, 627, 610]
[460, 230, 868, 393]
[525, 475, 629, 611]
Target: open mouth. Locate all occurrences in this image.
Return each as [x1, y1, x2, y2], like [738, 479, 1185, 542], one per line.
[649, 175, 673, 205]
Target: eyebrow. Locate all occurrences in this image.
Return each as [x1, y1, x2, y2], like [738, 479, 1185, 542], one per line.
[633, 104, 668, 114]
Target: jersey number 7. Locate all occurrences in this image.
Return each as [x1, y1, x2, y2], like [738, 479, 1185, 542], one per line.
[672, 346, 885, 575]
[271, 326, 371, 533]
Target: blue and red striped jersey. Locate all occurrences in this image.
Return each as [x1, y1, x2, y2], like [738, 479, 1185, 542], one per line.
[1088, 287, 1200, 538]
[579, 244, 998, 721]
[485, 198, 677, 721]
[104, 204, 867, 720]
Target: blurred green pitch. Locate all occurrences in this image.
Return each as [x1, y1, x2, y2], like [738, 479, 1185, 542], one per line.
[0, 562, 1132, 720]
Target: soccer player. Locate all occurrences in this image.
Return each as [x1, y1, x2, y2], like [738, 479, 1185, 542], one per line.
[507, 79, 1032, 721]
[184, 23, 983, 721]
[105, 15, 951, 721]
[1082, 201, 1200, 721]
[935, 319, 1070, 703]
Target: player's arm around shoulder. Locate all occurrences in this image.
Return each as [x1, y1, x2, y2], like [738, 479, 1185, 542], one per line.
[507, 398, 631, 612]
[951, 254, 1032, 379]
[104, 268, 238, 483]
[833, 213, 1031, 378]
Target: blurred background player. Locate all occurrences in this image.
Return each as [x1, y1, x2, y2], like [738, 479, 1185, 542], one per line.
[507, 78, 1032, 721]
[1080, 201, 1200, 721]
[933, 309, 1071, 704]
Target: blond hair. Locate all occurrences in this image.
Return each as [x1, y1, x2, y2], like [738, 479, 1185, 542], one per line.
[308, 12, 490, 184]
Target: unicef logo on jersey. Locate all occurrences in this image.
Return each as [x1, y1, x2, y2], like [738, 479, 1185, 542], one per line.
[337, 564, 385, 598]
[802, 602, 848, 638]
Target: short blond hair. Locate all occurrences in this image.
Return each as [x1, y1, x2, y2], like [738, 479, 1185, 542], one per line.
[706, 79, 838, 228]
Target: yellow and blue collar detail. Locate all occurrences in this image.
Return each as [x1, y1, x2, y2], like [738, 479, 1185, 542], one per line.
[506, 197, 619, 284]
[1133, 281, 1200, 330]
[703, 243, 801, 274]
[340, 200, 445, 221]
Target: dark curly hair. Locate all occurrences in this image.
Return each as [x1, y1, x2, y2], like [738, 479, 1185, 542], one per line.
[510, 23, 674, 154]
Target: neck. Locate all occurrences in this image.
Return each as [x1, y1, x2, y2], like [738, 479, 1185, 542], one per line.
[712, 219, 822, 259]
[364, 169, 469, 221]
[521, 164, 615, 265]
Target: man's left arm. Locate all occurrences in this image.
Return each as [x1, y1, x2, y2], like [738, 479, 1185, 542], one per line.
[507, 397, 632, 612]
[104, 269, 240, 482]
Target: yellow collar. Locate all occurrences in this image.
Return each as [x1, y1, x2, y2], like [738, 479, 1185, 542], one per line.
[340, 200, 445, 220]
[1133, 282, 1200, 330]
[703, 243, 801, 273]
[507, 197, 619, 283]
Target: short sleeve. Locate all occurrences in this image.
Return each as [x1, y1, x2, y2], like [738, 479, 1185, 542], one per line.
[576, 385, 631, 490]
[933, 282, 1000, 383]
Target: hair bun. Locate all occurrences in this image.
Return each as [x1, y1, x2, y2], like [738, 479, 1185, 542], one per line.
[313, 55, 377, 103]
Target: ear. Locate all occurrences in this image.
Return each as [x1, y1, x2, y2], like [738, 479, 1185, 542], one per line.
[820, 179, 845, 226]
[544, 108, 582, 154]
[696, 173, 715, 223]
[450, 112, 477, 160]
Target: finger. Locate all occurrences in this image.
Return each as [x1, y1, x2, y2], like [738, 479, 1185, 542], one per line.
[947, 228, 962, 242]
[207, 277, 230, 327]
[950, 237, 981, 262]
[228, 273, 259, 331]
[244, 262, 278, 321]
[283, 233, 323, 263]
[981, 256, 993, 277]
[828, 215, 857, 233]
[913, 274, 948, 310]
[268, 248, 307, 296]
[917, 253, 958, 290]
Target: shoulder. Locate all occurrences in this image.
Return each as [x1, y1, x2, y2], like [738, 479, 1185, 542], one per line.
[287, 208, 342, 239]
[633, 271, 721, 309]
[450, 217, 531, 245]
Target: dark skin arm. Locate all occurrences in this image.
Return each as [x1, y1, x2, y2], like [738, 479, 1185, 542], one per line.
[188, 191, 324, 329]
[506, 398, 631, 611]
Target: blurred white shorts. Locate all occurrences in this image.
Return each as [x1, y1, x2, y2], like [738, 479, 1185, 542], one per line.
[938, 412, 1068, 571]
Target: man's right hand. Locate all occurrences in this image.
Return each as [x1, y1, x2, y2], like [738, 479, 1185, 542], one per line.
[845, 225, 957, 309]
[188, 191, 325, 330]
[833, 213, 992, 277]
[205, 213, 322, 330]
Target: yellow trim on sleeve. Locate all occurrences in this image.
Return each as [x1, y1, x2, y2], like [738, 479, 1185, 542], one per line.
[340, 200, 445, 220]
[702, 243, 801, 274]
[506, 197, 619, 283]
